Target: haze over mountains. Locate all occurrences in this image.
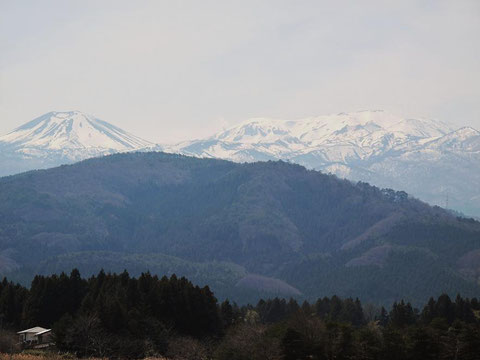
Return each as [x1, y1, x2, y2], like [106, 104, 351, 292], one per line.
[1, 110, 479, 217]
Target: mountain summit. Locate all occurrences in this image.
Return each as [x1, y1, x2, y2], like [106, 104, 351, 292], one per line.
[1, 111, 152, 151]
[0, 111, 154, 176]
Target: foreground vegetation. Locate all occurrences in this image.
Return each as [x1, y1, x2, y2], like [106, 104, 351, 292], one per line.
[1, 270, 480, 359]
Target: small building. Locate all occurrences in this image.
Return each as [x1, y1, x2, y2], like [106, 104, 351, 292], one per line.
[17, 327, 53, 348]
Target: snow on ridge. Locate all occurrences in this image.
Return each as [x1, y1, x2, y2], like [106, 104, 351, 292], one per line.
[423, 126, 480, 152]
[209, 110, 454, 146]
[170, 110, 459, 164]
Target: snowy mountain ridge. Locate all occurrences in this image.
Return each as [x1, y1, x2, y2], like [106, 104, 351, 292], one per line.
[165, 110, 479, 216]
[167, 110, 455, 165]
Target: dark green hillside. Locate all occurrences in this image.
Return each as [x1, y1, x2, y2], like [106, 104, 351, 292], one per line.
[0, 152, 479, 305]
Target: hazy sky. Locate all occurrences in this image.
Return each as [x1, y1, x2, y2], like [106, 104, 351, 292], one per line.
[1, 0, 479, 143]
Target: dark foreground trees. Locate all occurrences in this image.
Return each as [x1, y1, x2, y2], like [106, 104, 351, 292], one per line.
[1, 270, 220, 358]
[1, 270, 480, 359]
[215, 301, 480, 360]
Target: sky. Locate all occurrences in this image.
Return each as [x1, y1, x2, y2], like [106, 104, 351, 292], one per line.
[1, 0, 479, 143]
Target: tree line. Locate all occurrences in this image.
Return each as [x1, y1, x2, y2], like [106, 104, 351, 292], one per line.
[1, 269, 480, 359]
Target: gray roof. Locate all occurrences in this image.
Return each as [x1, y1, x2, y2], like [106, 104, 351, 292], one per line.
[17, 327, 50, 335]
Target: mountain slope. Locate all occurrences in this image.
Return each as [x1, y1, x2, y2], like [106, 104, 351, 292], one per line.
[167, 110, 480, 216]
[0, 152, 479, 305]
[0, 111, 155, 176]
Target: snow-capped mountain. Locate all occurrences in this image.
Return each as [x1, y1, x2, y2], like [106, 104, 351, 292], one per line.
[1, 109, 479, 217]
[0, 111, 155, 176]
[166, 110, 480, 217]
[167, 110, 455, 169]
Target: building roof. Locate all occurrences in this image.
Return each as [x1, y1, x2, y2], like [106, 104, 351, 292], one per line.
[35, 329, 52, 336]
[17, 327, 50, 335]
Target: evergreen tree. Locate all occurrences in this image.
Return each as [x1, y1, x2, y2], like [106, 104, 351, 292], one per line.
[389, 301, 416, 328]
[220, 299, 234, 330]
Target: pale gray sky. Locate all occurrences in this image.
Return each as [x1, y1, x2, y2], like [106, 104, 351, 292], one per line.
[1, 0, 479, 143]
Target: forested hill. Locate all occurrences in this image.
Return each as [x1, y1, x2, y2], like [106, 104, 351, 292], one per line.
[0, 152, 480, 305]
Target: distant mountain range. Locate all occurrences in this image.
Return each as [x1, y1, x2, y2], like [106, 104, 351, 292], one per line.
[0, 152, 479, 305]
[1, 110, 479, 216]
